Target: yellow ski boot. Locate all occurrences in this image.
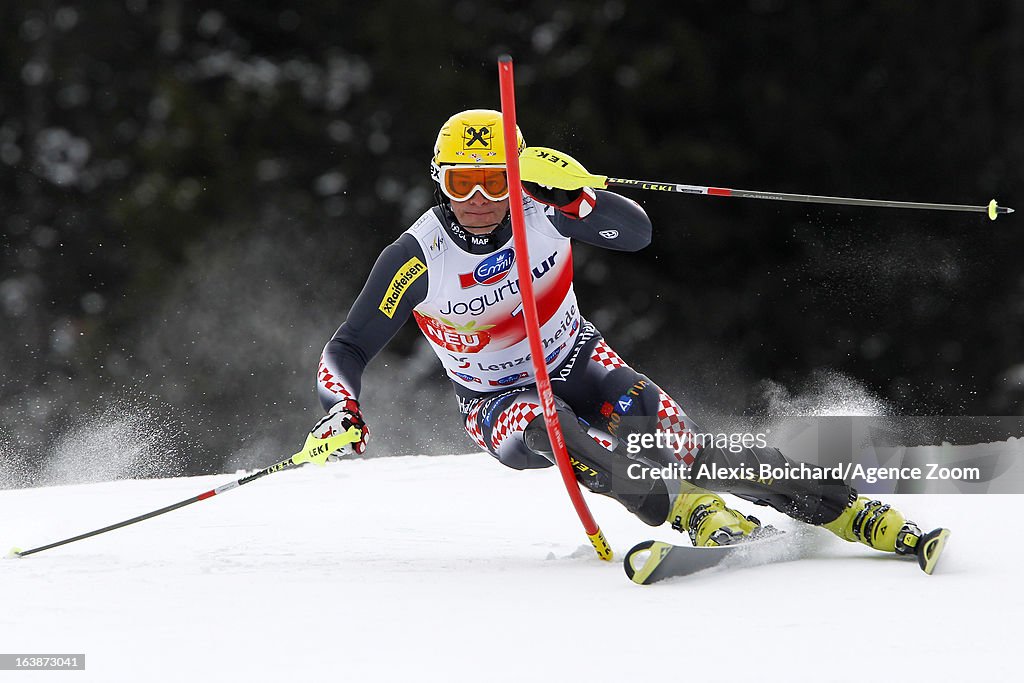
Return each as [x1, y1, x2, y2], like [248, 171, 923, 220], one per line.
[668, 483, 764, 547]
[823, 495, 950, 574]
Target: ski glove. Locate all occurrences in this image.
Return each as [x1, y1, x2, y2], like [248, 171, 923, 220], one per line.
[522, 182, 597, 220]
[311, 398, 369, 459]
[519, 146, 602, 220]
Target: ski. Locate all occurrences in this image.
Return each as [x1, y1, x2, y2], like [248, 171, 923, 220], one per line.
[624, 527, 952, 584]
[623, 531, 789, 585]
[915, 528, 951, 575]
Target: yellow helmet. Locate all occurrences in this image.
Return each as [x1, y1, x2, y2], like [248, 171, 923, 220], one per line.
[432, 109, 524, 166]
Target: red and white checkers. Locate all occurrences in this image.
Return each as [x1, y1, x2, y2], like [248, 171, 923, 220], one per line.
[490, 401, 543, 452]
[318, 355, 354, 400]
[589, 433, 616, 451]
[590, 340, 627, 370]
[656, 389, 700, 465]
[464, 402, 489, 453]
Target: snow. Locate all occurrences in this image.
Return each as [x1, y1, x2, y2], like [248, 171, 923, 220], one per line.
[1, 453, 1020, 682]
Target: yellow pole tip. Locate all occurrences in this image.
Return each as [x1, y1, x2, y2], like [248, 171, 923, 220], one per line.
[988, 199, 998, 220]
[588, 530, 614, 561]
[6, 547, 23, 559]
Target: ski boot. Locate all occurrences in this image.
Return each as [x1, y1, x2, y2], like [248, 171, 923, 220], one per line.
[823, 495, 950, 574]
[668, 483, 768, 547]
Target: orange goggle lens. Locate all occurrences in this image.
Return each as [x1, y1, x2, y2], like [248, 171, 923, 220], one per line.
[441, 166, 509, 202]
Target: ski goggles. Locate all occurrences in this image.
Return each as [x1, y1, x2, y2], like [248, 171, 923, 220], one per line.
[433, 163, 509, 202]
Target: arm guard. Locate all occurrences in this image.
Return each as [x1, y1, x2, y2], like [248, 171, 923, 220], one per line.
[549, 190, 653, 252]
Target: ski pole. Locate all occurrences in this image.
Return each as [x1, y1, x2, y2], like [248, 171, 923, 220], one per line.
[519, 146, 1014, 220]
[6, 427, 361, 559]
[604, 178, 1012, 220]
[500, 55, 613, 562]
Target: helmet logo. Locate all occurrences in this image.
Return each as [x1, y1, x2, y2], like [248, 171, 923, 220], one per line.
[463, 125, 492, 150]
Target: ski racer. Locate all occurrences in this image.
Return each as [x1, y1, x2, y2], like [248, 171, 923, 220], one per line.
[312, 108, 945, 568]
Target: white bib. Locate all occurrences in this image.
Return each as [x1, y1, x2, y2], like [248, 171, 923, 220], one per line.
[406, 199, 581, 390]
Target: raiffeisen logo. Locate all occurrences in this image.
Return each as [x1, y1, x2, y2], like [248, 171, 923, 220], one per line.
[459, 248, 515, 288]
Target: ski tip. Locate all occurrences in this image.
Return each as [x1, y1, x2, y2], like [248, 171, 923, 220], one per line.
[918, 528, 950, 575]
[623, 540, 667, 585]
[5, 546, 24, 560]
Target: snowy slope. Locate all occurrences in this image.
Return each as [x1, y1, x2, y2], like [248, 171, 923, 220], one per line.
[1, 453, 1020, 683]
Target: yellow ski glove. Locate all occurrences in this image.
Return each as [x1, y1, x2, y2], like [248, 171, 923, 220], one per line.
[519, 147, 607, 219]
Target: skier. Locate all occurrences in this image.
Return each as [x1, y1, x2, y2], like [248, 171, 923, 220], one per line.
[312, 109, 945, 569]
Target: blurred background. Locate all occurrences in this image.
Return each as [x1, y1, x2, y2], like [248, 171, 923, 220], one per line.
[2, 1, 1022, 486]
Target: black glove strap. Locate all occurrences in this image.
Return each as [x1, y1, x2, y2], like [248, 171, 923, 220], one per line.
[522, 181, 582, 209]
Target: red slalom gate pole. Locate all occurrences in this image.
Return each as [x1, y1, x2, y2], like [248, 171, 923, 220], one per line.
[497, 55, 612, 561]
